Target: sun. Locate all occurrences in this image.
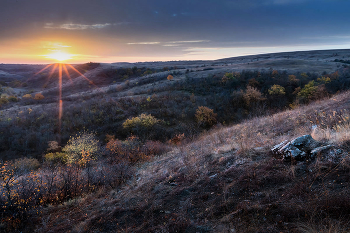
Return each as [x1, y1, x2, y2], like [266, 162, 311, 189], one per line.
[46, 51, 72, 62]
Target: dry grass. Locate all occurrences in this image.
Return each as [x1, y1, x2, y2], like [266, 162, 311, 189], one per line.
[297, 218, 348, 233]
[30, 91, 350, 233]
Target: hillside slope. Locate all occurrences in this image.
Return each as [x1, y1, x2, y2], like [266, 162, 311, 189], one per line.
[33, 91, 350, 233]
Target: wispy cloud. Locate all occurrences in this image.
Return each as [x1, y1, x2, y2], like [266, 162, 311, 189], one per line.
[162, 40, 210, 47]
[302, 35, 350, 40]
[44, 23, 113, 30]
[162, 44, 180, 47]
[127, 40, 209, 47]
[167, 40, 210, 44]
[40, 42, 71, 49]
[127, 42, 160, 45]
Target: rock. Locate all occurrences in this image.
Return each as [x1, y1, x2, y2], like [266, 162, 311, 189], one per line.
[272, 135, 324, 161]
[271, 140, 288, 154]
[310, 145, 334, 159]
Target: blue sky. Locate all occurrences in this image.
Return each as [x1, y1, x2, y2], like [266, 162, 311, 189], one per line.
[1, 0, 350, 63]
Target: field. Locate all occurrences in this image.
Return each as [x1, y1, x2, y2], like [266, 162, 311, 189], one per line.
[1, 49, 350, 232]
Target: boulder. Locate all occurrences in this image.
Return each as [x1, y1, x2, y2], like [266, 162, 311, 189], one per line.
[310, 145, 333, 158]
[272, 135, 323, 161]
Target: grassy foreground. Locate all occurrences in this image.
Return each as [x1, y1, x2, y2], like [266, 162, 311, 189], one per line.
[27, 91, 350, 233]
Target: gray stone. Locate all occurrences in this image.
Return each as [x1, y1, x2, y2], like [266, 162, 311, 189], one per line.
[272, 135, 325, 161]
[310, 145, 334, 159]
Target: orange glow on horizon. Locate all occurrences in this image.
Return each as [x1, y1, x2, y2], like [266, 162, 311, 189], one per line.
[46, 51, 73, 62]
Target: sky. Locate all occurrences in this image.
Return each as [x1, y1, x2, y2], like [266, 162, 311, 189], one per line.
[1, 0, 350, 64]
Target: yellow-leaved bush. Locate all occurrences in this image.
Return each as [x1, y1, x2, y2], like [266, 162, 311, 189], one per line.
[62, 131, 100, 164]
[123, 113, 160, 141]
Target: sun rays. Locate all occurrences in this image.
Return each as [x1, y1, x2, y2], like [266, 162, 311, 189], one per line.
[33, 60, 98, 145]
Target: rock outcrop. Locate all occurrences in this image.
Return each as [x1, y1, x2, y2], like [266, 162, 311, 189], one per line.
[271, 135, 335, 161]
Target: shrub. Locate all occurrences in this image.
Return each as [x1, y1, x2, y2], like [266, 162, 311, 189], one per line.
[268, 84, 286, 95]
[123, 114, 160, 140]
[243, 86, 264, 106]
[63, 131, 100, 164]
[225, 72, 234, 79]
[13, 157, 40, 173]
[195, 106, 217, 128]
[22, 94, 32, 99]
[298, 80, 318, 100]
[317, 76, 331, 84]
[34, 93, 45, 100]
[143, 70, 153, 75]
[0, 97, 9, 105]
[288, 75, 298, 83]
[106, 136, 168, 163]
[44, 152, 68, 165]
[167, 75, 174, 81]
[8, 95, 18, 102]
[272, 70, 278, 76]
[106, 136, 147, 163]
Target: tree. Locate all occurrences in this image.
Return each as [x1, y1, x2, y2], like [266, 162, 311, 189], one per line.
[268, 84, 286, 95]
[288, 75, 299, 84]
[243, 86, 264, 106]
[298, 80, 318, 100]
[195, 106, 217, 128]
[222, 73, 235, 83]
[272, 70, 278, 76]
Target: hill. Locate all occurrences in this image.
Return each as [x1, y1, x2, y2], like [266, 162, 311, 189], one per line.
[1, 49, 350, 232]
[1, 49, 350, 160]
[32, 90, 350, 233]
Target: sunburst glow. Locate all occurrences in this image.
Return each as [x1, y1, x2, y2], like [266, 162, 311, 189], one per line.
[46, 51, 72, 62]
[32, 60, 101, 145]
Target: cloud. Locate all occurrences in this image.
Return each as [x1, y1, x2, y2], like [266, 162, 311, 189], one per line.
[127, 42, 161, 45]
[163, 44, 180, 47]
[302, 35, 350, 40]
[128, 40, 209, 47]
[167, 40, 210, 44]
[162, 40, 210, 47]
[40, 42, 71, 49]
[44, 23, 112, 30]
